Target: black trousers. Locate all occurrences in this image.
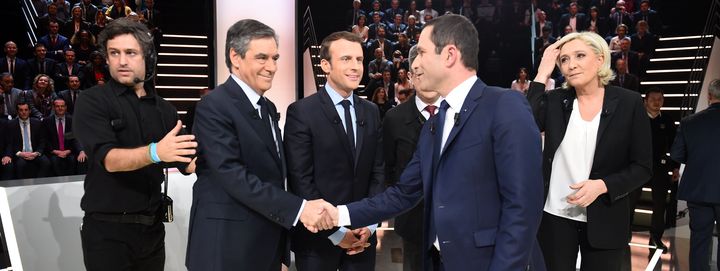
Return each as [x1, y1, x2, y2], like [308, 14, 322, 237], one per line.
[402, 239, 423, 271]
[80, 216, 165, 271]
[13, 156, 50, 179]
[538, 212, 625, 271]
[686, 201, 720, 271]
[294, 243, 376, 271]
[649, 173, 671, 240]
[49, 155, 76, 176]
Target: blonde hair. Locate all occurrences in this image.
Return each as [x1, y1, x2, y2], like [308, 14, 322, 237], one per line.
[554, 31, 615, 88]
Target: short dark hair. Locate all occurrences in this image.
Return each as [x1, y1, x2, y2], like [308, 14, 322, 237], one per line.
[224, 19, 278, 72]
[424, 14, 479, 70]
[319, 31, 363, 61]
[16, 102, 29, 110]
[97, 17, 154, 61]
[645, 87, 664, 99]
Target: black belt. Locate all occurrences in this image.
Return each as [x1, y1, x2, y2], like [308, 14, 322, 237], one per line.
[89, 213, 157, 226]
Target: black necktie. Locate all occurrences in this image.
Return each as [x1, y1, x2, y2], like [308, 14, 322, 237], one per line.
[257, 97, 278, 155]
[620, 74, 624, 86]
[340, 99, 356, 159]
[9, 59, 14, 75]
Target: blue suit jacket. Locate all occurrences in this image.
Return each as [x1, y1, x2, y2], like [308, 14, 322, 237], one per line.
[347, 79, 545, 271]
[671, 103, 720, 204]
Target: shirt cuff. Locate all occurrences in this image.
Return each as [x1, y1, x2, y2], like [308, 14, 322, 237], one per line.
[338, 205, 351, 227]
[367, 223, 378, 234]
[292, 199, 307, 227]
[328, 227, 348, 246]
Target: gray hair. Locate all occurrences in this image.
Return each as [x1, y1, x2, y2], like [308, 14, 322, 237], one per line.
[225, 19, 278, 72]
[408, 45, 418, 66]
[709, 79, 720, 100]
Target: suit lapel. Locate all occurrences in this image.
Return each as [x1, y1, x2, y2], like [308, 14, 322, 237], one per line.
[440, 80, 484, 156]
[224, 77, 282, 169]
[352, 94, 364, 168]
[596, 86, 619, 145]
[318, 88, 355, 164]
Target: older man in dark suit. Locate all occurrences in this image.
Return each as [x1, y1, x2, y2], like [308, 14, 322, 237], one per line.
[1, 73, 23, 119]
[186, 19, 335, 271]
[671, 79, 720, 271]
[1, 41, 30, 90]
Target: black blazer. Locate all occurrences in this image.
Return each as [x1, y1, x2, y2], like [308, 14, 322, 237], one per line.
[42, 115, 79, 155]
[382, 95, 425, 243]
[671, 103, 720, 204]
[609, 73, 640, 93]
[53, 62, 84, 91]
[558, 13, 587, 34]
[528, 82, 652, 249]
[186, 77, 303, 270]
[58, 89, 81, 114]
[284, 87, 384, 252]
[28, 58, 58, 80]
[0, 57, 31, 90]
[4, 118, 47, 157]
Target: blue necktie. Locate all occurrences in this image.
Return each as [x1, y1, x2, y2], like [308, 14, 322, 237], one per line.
[432, 100, 450, 171]
[22, 121, 31, 152]
[340, 100, 356, 159]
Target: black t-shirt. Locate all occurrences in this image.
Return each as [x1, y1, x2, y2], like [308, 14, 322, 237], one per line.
[73, 79, 180, 214]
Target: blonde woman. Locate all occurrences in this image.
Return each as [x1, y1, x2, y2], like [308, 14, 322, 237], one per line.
[528, 31, 652, 270]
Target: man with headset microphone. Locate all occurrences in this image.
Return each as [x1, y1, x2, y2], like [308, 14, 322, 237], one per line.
[73, 17, 197, 270]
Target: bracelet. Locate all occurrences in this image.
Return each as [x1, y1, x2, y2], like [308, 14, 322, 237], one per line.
[149, 143, 161, 164]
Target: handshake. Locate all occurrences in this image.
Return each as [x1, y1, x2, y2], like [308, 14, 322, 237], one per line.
[299, 199, 371, 255]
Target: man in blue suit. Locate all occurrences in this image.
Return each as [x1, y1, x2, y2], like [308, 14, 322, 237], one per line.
[671, 79, 720, 271]
[322, 14, 545, 271]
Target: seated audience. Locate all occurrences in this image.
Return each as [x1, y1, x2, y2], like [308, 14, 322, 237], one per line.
[1, 73, 23, 120]
[43, 98, 82, 176]
[2, 102, 51, 179]
[27, 43, 58, 83]
[61, 6, 91, 38]
[608, 24, 630, 52]
[58, 74, 83, 114]
[510, 67, 530, 95]
[38, 20, 71, 63]
[70, 30, 98, 65]
[351, 14, 370, 43]
[53, 49, 83, 92]
[81, 51, 109, 88]
[370, 87, 393, 118]
[1, 41, 30, 90]
[610, 58, 640, 92]
[612, 38, 640, 75]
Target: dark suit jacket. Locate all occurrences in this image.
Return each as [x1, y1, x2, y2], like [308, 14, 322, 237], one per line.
[382, 95, 425, 243]
[367, 39, 395, 60]
[347, 79, 545, 271]
[671, 103, 720, 204]
[28, 58, 58, 80]
[611, 51, 641, 75]
[186, 77, 303, 271]
[609, 72, 640, 93]
[53, 62, 83, 91]
[284, 87, 384, 253]
[1, 88, 23, 117]
[4, 118, 47, 157]
[632, 10, 662, 34]
[527, 81, 652, 249]
[558, 13, 587, 33]
[583, 17, 609, 37]
[60, 20, 91, 39]
[58, 89, 81, 114]
[42, 114, 79, 155]
[0, 57, 31, 90]
[38, 34, 71, 62]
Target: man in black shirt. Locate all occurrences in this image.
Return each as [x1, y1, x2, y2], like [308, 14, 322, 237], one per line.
[73, 17, 197, 271]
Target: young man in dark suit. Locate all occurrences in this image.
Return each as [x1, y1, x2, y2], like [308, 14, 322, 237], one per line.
[2, 102, 51, 179]
[43, 98, 85, 176]
[284, 31, 385, 271]
[185, 19, 335, 271]
[382, 45, 440, 271]
[671, 79, 720, 271]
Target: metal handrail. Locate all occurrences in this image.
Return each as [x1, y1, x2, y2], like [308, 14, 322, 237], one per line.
[680, 0, 719, 117]
[19, 0, 39, 45]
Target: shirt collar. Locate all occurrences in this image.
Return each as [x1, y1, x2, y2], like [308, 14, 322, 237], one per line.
[443, 75, 477, 112]
[231, 74, 262, 108]
[325, 83, 354, 107]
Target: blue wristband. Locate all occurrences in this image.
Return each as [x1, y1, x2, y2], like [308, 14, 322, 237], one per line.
[149, 143, 161, 163]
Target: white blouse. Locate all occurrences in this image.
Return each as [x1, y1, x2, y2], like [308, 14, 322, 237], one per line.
[544, 99, 601, 222]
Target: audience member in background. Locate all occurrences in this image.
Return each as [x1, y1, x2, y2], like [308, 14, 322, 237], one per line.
[53, 0, 72, 23]
[27, 44, 58, 88]
[2, 102, 51, 179]
[458, 0, 478, 25]
[418, 0, 438, 24]
[347, 0, 365, 30]
[105, 0, 132, 20]
[71, 30, 98, 65]
[76, 0, 99, 24]
[611, 39, 639, 75]
[58, 74, 83, 114]
[584, 6, 608, 38]
[43, 98, 79, 176]
[642, 87, 678, 252]
[671, 79, 720, 271]
[395, 88, 411, 104]
[630, 20, 657, 78]
[608, 24, 630, 52]
[530, 31, 651, 271]
[351, 14, 370, 43]
[26, 74, 57, 119]
[82, 51, 109, 88]
[371, 87, 392, 118]
[1, 73, 23, 119]
[90, 10, 107, 36]
[390, 50, 407, 76]
[139, 0, 160, 34]
[561, 25, 574, 38]
[368, 0, 386, 23]
[558, 2, 586, 34]
[422, 14, 434, 24]
[384, 0, 404, 25]
[62, 6, 91, 38]
[370, 26, 394, 60]
[511, 67, 530, 95]
[38, 20, 71, 63]
[535, 10, 553, 37]
[536, 26, 557, 62]
[394, 68, 412, 95]
[404, 15, 421, 44]
[53, 49, 83, 92]
[38, 4, 66, 37]
[608, 1, 632, 36]
[367, 12, 386, 41]
[1, 41, 31, 90]
[632, 0, 662, 35]
[32, 0, 49, 18]
[388, 14, 407, 42]
[610, 58, 639, 93]
[367, 47, 391, 85]
[394, 33, 412, 58]
[403, 1, 420, 24]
